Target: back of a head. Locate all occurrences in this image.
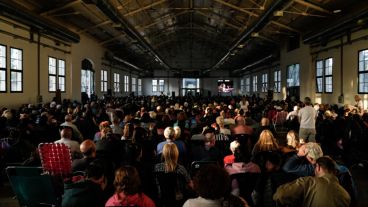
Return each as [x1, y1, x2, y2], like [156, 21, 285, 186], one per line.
[114, 166, 141, 195]
[173, 126, 181, 140]
[60, 127, 73, 139]
[216, 116, 225, 126]
[86, 161, 104, 181]
[164, 127, 175, 140]
[65, 114, 72, 122]
[260, 117, 270, 126]
[257, 129, 278, 150]
[304, 97, 312, 105]
[316, 156, 337, 174]
[194, 164, 230, 200]
[80, 140, 96, 157]
[305, 142, 323, 160]
[229, 140, 240, 154]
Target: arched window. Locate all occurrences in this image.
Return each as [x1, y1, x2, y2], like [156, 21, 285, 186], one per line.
[81, 59, 95, 96]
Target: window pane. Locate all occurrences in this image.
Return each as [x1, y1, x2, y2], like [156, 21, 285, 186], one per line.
[325, 77, 332, 92]
[10, 48, 22, 70]
[0, 45, 5, 68]
[58, 60, 65, 75]
[359, 73, 368, 93]
[0, 70, 5, 91]
[49, 76, 56, 91]
[11, 71, 22, 91]
[59, 77, 65, 91]
[316, 78, 323, 93]
[49, 57, 56, 74]
[359, 50, 368, 72]
[316, 60, 323, 76]
[325, 58, 333, 75]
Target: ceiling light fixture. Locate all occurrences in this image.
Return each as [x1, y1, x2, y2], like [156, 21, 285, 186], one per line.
[333, 9, 342, 14]
[274, 10, 283, 16]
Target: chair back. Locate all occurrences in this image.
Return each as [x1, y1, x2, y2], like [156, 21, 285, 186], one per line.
[39, 143, 72, 177]
[6, 166, 58, 207]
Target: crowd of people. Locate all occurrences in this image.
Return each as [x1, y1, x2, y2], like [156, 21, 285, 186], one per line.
[1, 93, 367, 207]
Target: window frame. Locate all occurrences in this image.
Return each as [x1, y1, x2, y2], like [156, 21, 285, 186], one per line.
[48, 57, 66, 92]
[287, 63, 300, 88]
[152, 79, 158, 92]
[324, 58, 333, 93]
[274, 69, 281, 93]
[10, 47, 23, 93]
[245, 77, 250, 93]
[315, 58, 333, 93]
[261, 73, 268, 92]
[138, 78, 142, 94]
[0, 44, 7, 93]
[358, 49, 368, 94]
[240, 79, 245, 93]
[124, 75, 129, 92]
[113, 72, 120, 93]
[159, 79, 165, 92]
[253, 75, 258, 92]
[131, 77, 136, 92]
[101, 70, 108, 93]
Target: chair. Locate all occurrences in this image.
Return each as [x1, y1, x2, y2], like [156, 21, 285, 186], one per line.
[230, 172, 260, 206]
[6, 166, 59, 207]
[38, 143, 72, 177]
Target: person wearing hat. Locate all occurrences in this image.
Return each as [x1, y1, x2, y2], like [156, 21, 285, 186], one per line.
[55, 125, 81, 156]
[60, 114, 84, 143]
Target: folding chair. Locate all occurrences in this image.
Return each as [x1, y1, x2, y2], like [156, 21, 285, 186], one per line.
[6, 166, 59, 207]
[38, 143, 72, 177]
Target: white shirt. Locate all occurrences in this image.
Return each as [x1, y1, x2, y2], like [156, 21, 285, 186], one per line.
[55, 138, 80, 154]
[183, 197, 222, 207]
[298, 105, 316, 129]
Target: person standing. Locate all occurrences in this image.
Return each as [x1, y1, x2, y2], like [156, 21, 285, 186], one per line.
[298, 97, 316, 143]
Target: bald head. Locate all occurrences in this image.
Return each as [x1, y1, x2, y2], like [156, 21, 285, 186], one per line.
[80, 140, 96, 157]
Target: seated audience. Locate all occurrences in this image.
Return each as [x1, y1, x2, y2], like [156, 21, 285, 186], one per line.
[273, 156, 351, 207]
[72, 140, 96, 172]
[183, 164, 249, 207]
[55, 126, 80, 156]
[62, 161, 107, 207]
[105, 166, 155, 207]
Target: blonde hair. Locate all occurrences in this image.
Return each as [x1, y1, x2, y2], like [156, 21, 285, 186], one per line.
[254, 129, 279, 152]
[286, 130, 299, 149]
[164, 127, 175, 140]
[230, 140, 240, 154]
[173, 126, 181, 140]
[304, 142, 323, 160]
[162, 143, 179, 173]
[216, 116, 225, 127]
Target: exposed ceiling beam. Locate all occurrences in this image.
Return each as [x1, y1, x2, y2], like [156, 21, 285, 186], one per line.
[100, 34, 125, 45]
[122, 0, 167, 17]
[41, 0, 81, 16]
[196, 10, 241, 30]
[293, 0, 332, 14]
[136, 10, 190, 30]
[269, 20, 300, 33]
[78, 20, 111, 34]
[206, 0, 284, 73]
[213, 0, 259, 17]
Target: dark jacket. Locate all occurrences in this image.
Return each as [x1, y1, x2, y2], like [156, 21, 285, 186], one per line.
[62, 180, 105, 207]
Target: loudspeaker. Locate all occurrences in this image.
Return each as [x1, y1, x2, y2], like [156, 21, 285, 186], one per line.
[172, 91, 175, 97]
[107, 89, 112, 96]
[208, 91, 211, 97]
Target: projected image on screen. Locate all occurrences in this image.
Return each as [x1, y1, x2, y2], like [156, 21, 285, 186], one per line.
[218, 79, 234, 93]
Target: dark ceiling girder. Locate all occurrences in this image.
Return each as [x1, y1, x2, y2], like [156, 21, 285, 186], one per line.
[206, 0, 285, 73]
[88, 0, 171, 70]
[303, 9, 368, 44]
[0, 1, 80, 43]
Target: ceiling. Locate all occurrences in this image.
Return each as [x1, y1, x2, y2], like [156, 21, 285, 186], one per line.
[2, 0, 368, 77]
